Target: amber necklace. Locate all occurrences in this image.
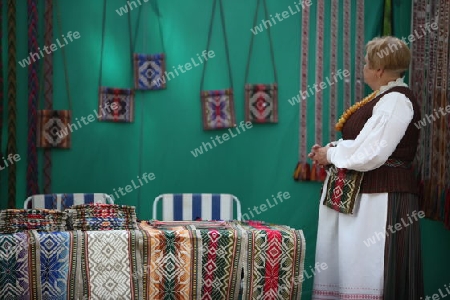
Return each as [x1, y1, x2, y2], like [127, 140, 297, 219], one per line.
[335, 90, 379, 131]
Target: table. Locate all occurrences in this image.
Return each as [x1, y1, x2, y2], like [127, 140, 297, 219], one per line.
[0, 221, 305, 300]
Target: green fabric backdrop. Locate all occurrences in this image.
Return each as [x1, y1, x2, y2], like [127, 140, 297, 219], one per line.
[1, 0, 450, 299]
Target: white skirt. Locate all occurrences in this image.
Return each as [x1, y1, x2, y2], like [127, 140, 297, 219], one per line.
[312, 177, 388, 300]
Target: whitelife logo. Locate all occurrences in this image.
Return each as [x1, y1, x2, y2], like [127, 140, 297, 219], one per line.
[250, 0, 312, 35]
[241, 192, 291, 221]
[150, 50, 215, 87]
[18, 31, 80, 68]
[288, 69, 350, 106]
[190, 121, 252, 158]
[116, 0, 149, 16]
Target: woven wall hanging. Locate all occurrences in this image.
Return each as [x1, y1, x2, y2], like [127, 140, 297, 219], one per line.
[293, 0, 365, 182]
[6, 0, 17, 207]
[0, 0, 4, 191]
[200, 0, 235, 131]
[133, 0, 166, 90]
[293, 1, 311, 182]
[37, 0, 72, 150]
[411, 0, 450, 228]
[27, 0, 40, 196]
[41, 0, 54, 193]
[98, 0, 135, 123]
[244, 0, 278, 124]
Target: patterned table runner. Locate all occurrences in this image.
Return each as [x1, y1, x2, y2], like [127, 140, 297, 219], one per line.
[0, 221, 306, 299]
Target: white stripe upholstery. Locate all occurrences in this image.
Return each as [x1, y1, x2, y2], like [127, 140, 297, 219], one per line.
[153, 193, 241, 221]
[23, 193, 114, 210]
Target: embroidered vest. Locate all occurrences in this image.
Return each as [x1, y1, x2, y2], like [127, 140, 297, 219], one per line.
[342, 86, 421, 193]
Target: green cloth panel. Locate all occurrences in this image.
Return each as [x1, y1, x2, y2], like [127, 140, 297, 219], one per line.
[1, 1, 450, 299]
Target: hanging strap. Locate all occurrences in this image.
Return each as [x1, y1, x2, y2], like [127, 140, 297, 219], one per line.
[299, 2, 310, 164]
[0, 0, 4, 202]
[329, 0, 338, 143]
[37, 2, 73, 111]
[0, 0, 4, 164]
[42, 0, 53, 193]
[311, 0, 325, 181]
[343, 0, 351, 109]
[7, 0, 17, 208]
[26, 0, 40, 197]
[434, 0, 449, 223]
[411, 0, 427, 184]
[99, 0, 134, 88]
[314, 0, 324, 149]
[354, 0, 365, 102]
[133, 0, 165, 54]
[38, 0, 72, 109]
[244, 0, 277, 84]
[200, 0, 233, 91]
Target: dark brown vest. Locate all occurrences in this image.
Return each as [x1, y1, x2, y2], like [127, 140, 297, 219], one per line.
[342, 86, 421, 193]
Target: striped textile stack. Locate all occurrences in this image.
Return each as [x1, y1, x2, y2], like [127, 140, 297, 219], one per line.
[66, 203, 138, 230]
[0, 209, 67, 233]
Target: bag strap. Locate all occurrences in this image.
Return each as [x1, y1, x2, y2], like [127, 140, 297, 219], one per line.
[42, 0, 53, 194]
[200, 0, 233, 91]
[133, 0, 165, 54]
[99, 0, 133, 88]
[38, 0, 72, 111]
[244, 0, 277, 84]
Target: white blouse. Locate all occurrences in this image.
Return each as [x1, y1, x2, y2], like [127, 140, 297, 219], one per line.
[326, 77, 414, 172]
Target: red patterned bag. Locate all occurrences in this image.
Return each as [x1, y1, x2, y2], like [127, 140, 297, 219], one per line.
[98, 0, 134, 123]
[244, 0, 278, 124]
[98, 87, 135, 123]
[245, 84, 278, 123]
[201, 89, 236, 130]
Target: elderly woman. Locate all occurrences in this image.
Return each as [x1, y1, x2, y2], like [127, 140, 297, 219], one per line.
[309, 36, 424, 299]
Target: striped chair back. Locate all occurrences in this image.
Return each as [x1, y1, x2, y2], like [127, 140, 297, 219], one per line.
[152, 193, 241, 221]
[24, 193, 114, 210]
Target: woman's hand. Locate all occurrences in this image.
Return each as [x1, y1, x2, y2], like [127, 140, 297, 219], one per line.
[308, 144, 331, 166]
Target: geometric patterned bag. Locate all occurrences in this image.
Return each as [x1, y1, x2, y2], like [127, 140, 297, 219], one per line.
[98, 1, 135, 123]
[201, 89, 236, 130]
[245, 83, 278, 123]
[132, 1, 166, 90]
[200, 0, 235, 131]
[245, 0, 278, 124]
[98, 87, 135, 123]
[37, 110, 72, 148]
[133, 53, 166, 90]
[322, 165, 364, 214]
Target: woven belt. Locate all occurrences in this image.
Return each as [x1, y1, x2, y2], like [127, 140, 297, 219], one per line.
[383, 158, 412, 169]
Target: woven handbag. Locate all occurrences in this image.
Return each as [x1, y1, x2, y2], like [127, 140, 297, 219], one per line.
[245, 84, 278, 123]
[134, 53, 166, 90]
[98, 0, 134, 123]
[201, 89, 236, 130]
[200, 0, 235, 130]
[244, 0, 278, 124]
[322, 165, 364, 214]
[98, 87, 135, 122]
[37, 110, 72, 148]
[133, 1, 166, 90]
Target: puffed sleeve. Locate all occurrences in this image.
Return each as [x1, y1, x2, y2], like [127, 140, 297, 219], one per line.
[326, 92, 414, 171]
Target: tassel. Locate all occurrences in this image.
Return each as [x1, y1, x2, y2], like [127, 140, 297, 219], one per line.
[301, 163, 311, 181]
[318, 165, 327, 182]
[293, 162, 302, 181]
[310, 162, 317, 181]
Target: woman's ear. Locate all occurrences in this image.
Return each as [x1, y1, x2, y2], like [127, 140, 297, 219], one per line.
[376, 68, 384, 79]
